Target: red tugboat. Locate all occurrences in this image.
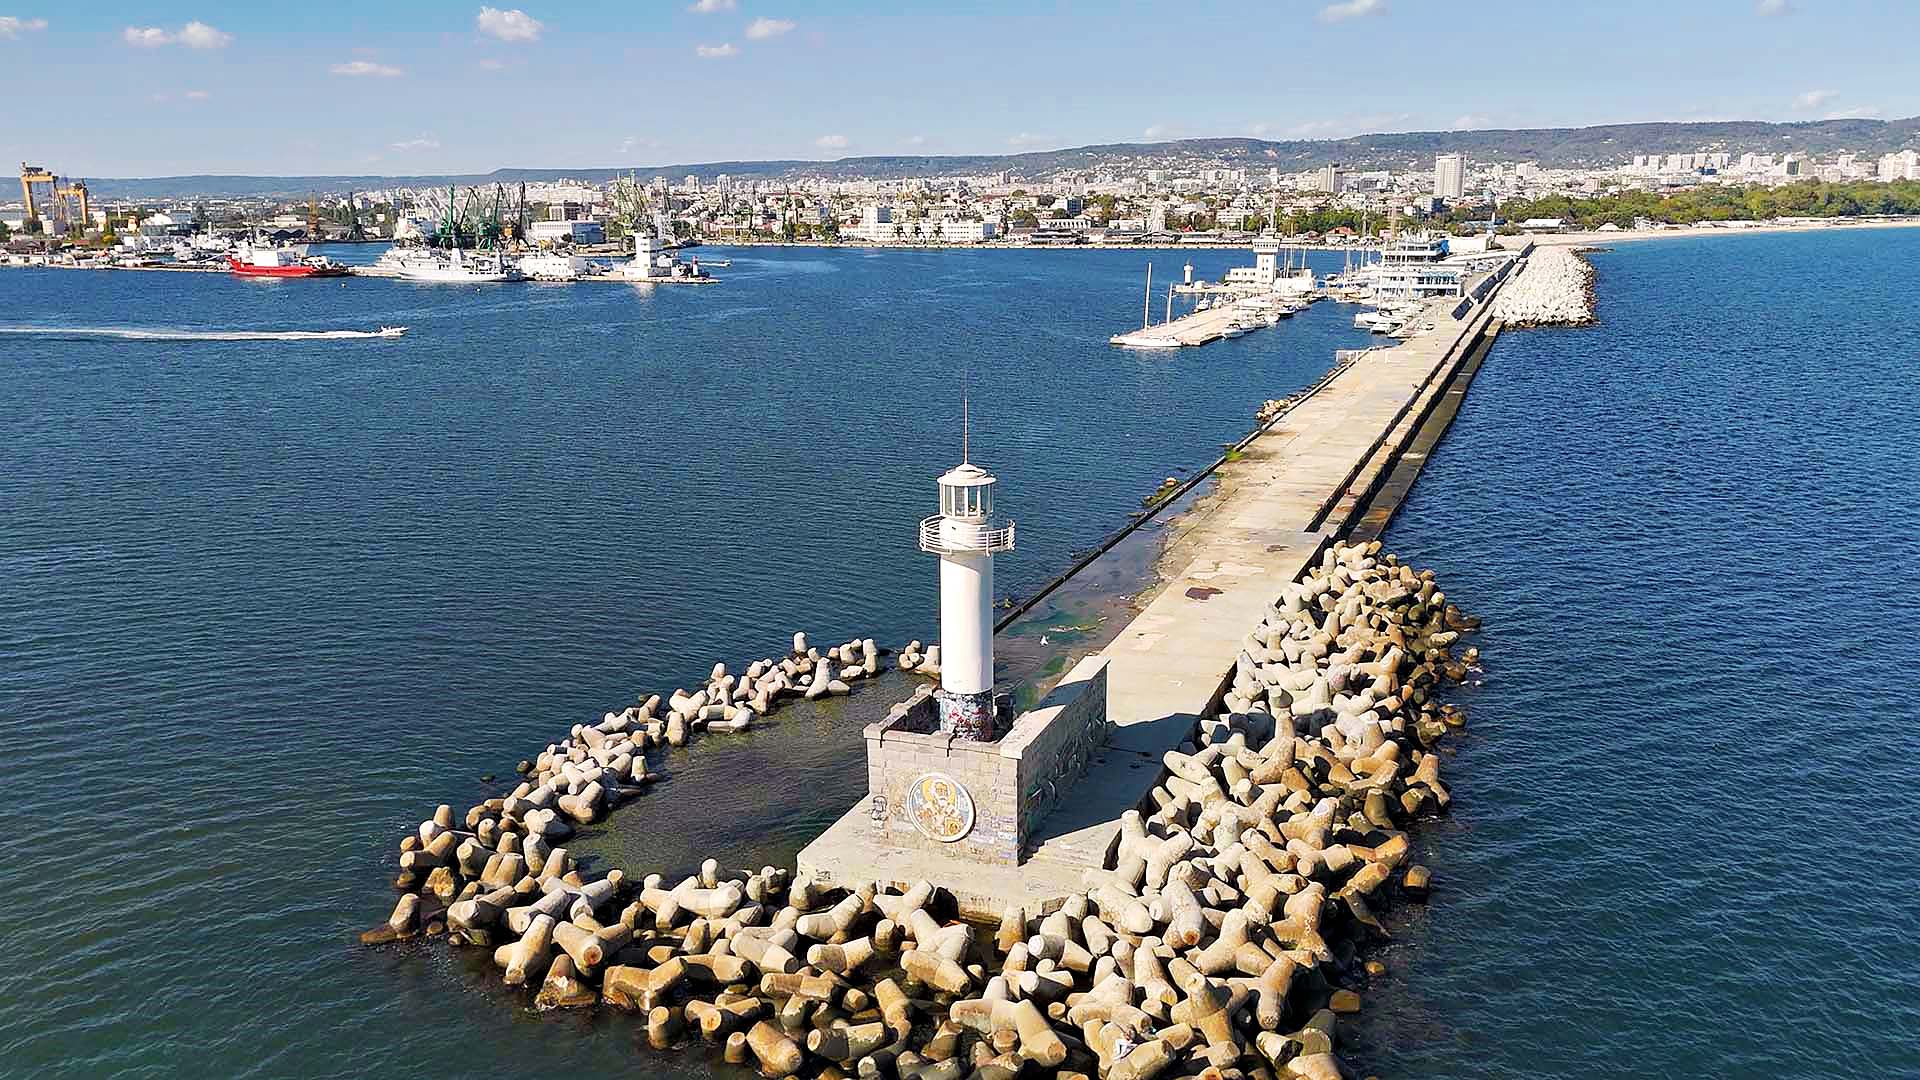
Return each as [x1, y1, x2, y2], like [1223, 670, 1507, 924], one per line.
[227, 241, 349, 278]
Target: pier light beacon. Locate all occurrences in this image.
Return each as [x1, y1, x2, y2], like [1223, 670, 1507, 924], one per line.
[918, 413, 1014, 740]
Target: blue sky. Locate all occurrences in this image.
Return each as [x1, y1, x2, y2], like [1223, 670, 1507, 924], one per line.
[0, 1, 1911, 177]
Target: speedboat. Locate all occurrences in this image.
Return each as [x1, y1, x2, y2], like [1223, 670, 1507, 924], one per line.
[377, 325, 407, 337]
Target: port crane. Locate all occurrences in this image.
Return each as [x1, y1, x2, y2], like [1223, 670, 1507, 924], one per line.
[18, 162, 90, 232]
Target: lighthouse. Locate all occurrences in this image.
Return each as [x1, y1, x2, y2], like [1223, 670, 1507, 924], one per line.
[918, 452, 1014, 740]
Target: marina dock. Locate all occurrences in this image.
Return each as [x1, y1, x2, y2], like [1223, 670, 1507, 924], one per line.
[800, 260, 1516, 915]
[1111, 300, 1272, 348]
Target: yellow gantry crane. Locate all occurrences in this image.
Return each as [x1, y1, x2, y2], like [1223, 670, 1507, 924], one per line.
[18, 163, 90, 230]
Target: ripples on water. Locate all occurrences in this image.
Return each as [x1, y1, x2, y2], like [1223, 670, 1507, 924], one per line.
[1369, 228, 1920, 1078]
[0, 246, 1371, 1078]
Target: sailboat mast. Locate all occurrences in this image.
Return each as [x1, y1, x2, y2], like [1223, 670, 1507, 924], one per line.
[1143, 262, 1153, 330]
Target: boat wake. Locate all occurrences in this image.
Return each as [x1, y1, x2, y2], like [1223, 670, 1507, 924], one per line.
[0, 326, 405, 342]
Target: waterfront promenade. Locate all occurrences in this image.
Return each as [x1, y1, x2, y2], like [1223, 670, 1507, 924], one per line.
[800, 267, 1509, 914]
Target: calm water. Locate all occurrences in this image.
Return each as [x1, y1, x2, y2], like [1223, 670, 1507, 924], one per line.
[8, 232, 1915, 1079]
[1364, 228, 1920, 1078]
[0, 245, 1370, 1078]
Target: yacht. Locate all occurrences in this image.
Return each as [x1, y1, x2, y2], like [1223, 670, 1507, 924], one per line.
[1109, 261, 1182, 348]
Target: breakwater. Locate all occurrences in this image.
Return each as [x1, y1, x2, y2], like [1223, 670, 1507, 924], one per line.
[361, 258, 1517, 1080]
[364, 538, 1478, 1080]
[1487, 247, 1595, 326]
[379, 632, 908, 854]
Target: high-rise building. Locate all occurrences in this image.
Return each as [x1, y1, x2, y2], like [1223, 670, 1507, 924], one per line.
[1311, 164, 1344, 194]
[1434, 153, 1464, 199]
[1877, 151, 1920, 181]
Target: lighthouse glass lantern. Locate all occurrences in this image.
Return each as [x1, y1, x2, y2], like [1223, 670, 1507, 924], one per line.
[918, 461, 1015, 740]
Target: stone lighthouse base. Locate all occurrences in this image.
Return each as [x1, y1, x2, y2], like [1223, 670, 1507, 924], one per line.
[799, 655, 1149, 919]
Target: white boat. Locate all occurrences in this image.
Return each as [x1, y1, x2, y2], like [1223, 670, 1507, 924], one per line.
[1221, 321, 1249, 338]
[377, 325, 407, 337]
[515, 252, 600, 282]
[373, 245, 521, 283]
[1109, 260, 1183, 348]
[1111, 331, 1182, 349]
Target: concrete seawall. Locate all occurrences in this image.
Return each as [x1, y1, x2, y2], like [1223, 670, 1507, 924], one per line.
[799, 262, 1512, 915]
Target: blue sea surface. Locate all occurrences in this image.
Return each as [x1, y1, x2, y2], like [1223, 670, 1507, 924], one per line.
[0, 245, 1370, 1078]
[5, 230, 1914, 1078]
[1369, 227, 1920, 1078]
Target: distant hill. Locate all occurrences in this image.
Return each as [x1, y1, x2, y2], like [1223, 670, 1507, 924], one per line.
[82, 117, 1920, 199]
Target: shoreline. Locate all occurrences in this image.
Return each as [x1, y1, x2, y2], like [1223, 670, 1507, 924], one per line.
[10, 215, 1915, 276]
[703, 214, 1920, 253]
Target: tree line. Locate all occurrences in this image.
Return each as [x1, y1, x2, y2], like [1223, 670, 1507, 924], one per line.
[1446, 179, 1920, 230]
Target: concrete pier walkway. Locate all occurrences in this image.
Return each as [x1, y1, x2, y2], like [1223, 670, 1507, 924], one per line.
[801, 269, 1511, 916]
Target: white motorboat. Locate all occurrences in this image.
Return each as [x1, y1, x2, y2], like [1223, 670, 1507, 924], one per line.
[377, 325, 407, 337]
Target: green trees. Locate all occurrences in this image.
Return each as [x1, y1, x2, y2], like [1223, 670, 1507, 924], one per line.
[1473, 180, 1920, 228]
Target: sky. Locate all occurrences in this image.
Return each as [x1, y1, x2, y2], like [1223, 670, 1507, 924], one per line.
[0, 1, 1912, 178]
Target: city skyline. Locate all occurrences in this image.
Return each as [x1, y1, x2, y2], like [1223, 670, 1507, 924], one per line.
[0, 1, 1914, 177]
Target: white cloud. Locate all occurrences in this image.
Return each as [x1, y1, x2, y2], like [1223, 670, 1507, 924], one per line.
[903, 134, 926, 146]
[184, 89, 210, 100]
[1319, 0, 1383, 23]
[1451, 114, 1492, 129]
[815, 134, 849, 150]
[476, 6, 542, 42]
[124, 21, 230, 48]
[177, 20, 231, 48]
[390, 136, 441, 151]
[478, 57, 505, 70]
[0, 16, 48, 39]
[1756, 0, 1792, 14]
[1792, 88, 1837, 110]
[1143, 124, 1175, 140]
[689, 0, 736, 10]
[745, 16, 794, 39]
[1246, 122, 1274, 137]
[1008, 132, 1055, 148]
[1825, 105, 1881, 120]
[331, 60, 404, 77]
[695, 42, 737, 58]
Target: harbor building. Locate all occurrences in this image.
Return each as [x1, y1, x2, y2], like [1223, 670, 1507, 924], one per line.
[1374, 232, 1465, 300]
[528, 219, 605, 245]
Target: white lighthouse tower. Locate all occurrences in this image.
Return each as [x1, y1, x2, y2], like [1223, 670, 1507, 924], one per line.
[918, 443, 1014, 739]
